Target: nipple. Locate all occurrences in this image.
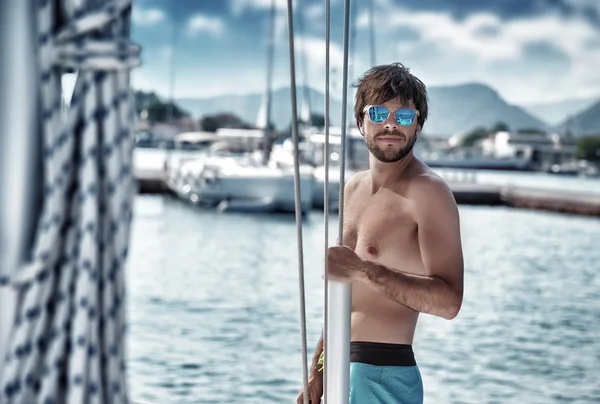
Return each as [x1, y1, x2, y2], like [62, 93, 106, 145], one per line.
[367, 245, 379, 257]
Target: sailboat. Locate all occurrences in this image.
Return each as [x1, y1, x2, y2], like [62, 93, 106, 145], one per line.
[166, 124, 314, 214]
[163, 0, 316, 214]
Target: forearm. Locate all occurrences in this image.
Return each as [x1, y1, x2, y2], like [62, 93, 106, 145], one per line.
[360, 261, 462, 319]
[309, 333, 324, 376]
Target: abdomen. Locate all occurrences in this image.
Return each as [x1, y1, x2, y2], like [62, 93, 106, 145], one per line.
[350, 282, 419, 344]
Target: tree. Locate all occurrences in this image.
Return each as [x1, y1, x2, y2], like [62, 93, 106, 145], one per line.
[576, 136, 600, 162]
[199, 113, 254, 132]
[309, 113, 325, 129]
[517, 128, 546, 135]
[133, 91, 189, 123]
[491, 121, 510, 133]
[200, 115, 220, 132]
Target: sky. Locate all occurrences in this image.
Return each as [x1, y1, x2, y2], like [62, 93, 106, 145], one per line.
[129, 0, 600, 106]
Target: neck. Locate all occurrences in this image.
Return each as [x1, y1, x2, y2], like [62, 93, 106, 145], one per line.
[369, 151, 416, 188]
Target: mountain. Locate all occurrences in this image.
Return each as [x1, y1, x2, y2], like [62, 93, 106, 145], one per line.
[523, 97, 598, 126]
[173, 83, 548, 137]
[554, 100, 600, 137]
[176, 86, 342, 131]
[423, 83, 548, 136]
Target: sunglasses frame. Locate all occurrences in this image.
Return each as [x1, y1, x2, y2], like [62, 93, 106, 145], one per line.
[363, 105, 420, 126]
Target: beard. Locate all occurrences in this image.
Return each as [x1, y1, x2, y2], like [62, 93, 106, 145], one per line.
[365, 128, 418, 163]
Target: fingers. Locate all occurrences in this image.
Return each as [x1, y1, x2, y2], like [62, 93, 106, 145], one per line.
[297, 391, 315, 404]
[297, 391, 308, 404]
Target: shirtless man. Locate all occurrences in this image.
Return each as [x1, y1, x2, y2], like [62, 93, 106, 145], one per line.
[297, 63, 464, 404]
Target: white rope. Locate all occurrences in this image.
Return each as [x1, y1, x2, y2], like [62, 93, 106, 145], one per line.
[0, 1, 139, 403]
[285, 1, 310, 404]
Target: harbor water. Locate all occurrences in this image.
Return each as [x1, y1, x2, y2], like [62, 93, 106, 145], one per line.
[126, 189, 600, 403]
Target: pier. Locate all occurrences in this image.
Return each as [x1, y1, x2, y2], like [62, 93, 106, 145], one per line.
[134, 167, 600, 217]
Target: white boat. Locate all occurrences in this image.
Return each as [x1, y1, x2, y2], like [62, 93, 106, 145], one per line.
[294, 128, 362, 209]
[311, 164, 352, 211]
[168, 152, 315, 213]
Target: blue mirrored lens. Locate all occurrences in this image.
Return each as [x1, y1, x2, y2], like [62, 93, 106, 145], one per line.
[395, 109, 416, 126]
[368, 106, 390, 123]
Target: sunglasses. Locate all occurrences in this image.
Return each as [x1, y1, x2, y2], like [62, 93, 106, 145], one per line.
[363, 105, 419, 126]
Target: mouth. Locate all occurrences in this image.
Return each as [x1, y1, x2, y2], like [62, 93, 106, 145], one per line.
[377, 136, 405, 142]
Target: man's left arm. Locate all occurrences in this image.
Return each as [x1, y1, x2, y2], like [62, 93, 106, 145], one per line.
[358, 177, 464, 319]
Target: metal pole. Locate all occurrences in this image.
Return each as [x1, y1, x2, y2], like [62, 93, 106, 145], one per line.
[166, 0, 177, 126]
[322, 0, 331, 402]
[296, 0, 312, 125]
[0, 0, 41, 366]
[262, 0, 276, 165]
[165, 3, 177, 178]
[284, 2, 310, 404]
[326, 0, 352, 402]
[368, 0, 376, 66]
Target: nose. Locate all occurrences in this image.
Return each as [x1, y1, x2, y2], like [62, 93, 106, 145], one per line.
[384, 111, 397, 130]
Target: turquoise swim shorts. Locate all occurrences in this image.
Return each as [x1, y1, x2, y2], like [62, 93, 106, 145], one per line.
[349, 341, 423, 404]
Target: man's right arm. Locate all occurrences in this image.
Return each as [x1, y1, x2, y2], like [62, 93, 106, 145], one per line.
[309, 333, 324, 377]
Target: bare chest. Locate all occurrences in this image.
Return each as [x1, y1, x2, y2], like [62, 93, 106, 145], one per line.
[342, 195, 419, 266]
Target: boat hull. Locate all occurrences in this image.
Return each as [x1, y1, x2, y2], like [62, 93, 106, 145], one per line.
[169, 157, 315, 213]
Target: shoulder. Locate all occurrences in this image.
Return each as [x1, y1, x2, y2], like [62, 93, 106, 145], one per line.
[408, 170, 453, 198]
[406, 170, 458, 217]
[344, 170, 369, 196]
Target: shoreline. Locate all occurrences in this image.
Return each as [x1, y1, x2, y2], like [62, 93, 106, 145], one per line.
[135, 175, 600, 217]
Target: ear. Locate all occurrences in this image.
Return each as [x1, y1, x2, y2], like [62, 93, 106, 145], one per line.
[416, 124, 422, 135]
[358, 120, 365, 136]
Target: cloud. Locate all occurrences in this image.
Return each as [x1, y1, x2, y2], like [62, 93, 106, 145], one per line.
[295, 35, 353, 83]
[187, 14, 225, 37]
[353, 4, 600, 102]
[364, 0, 600, 28]
[132, 69, 169, 95]
[230, 0, 291, 14]
[359, 8, 597, 62]
[304, 3, 324, 21]
[132, 7, 165, 25]
[130, 0, 600, 105]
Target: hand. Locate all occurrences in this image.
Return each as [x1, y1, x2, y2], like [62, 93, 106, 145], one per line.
[297, 372, 323, 404]
[327, 245, 365, 283]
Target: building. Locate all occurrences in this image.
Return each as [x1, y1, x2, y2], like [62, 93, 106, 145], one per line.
[480, 131, 578, 171]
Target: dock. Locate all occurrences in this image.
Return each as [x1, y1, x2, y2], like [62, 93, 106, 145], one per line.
[135, 171, 600, 217]
[501, 186, 600, 216]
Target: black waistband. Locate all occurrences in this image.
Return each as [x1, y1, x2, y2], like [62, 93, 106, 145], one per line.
[350, 341, 416, 366]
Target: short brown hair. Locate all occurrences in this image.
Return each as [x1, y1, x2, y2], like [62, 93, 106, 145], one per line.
[353, 63, 428, 129]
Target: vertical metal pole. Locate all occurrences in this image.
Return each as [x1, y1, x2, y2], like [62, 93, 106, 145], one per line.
[262, 0, 276, 165]
[368, 0, 376, 66]
[326, 0, 352, 402]
[296, 0, 312, 124]
[322, 0, 331, 402]
[165, 3, 177, 176]
[284, 2, 309, 404]
[0, 0, 41, 365]
[166, 2, 177, 127]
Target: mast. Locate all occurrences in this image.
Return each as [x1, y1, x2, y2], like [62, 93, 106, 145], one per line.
[0, 0, 42, 363]
[297, 0, 312, 127]
[368, 0, 376, 66]
[262, 0, 276, 165]
[166, 0, 179, 128]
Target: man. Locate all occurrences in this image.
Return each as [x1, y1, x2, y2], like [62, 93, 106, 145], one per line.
[297, 63, 464, 404]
